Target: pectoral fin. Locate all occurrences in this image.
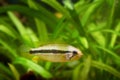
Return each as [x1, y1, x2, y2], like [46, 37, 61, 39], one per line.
[66, 53, 73, 60]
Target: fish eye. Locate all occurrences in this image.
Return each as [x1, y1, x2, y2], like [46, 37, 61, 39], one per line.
[72, 51, 78, 55]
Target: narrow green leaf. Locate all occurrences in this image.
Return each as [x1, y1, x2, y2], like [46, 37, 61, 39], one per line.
[109, 22, 120, 48]
[7, 11, 33, 47]
[0, 19, 19, 39]
[0, 25, 16, 38]
[42, 0, 71, 18]
[73, 63, 84, 80]
[96, 46, 120, 65]
[45, 62, 52, 70]
[28, 0, 48, 42]
[42, 0, 86, 37]
[0, 5, 57, 27]
[14, 57, 53, 78]
[88, 23, 106, 47]
[80, 56, 91, 80]
[91, 60, 120, 78]
[102, 29, 120, 36]
[35, 19, 48, 42]
[0, 63, 13, 78]
[25, 27, 39, 46]
[63, 0, 74, 10]
[106, 0, 116, 28]
[27, 0, 57, 25]
[75, 0, 89, 13]
[78, 37, 89, 49]
[0, 39, 18, 59]
[81, 1, 103, 26]
[8, 63, 20, 80]
[53, 17, 68, 38]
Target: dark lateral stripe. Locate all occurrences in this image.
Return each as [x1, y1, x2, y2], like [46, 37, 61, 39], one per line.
[29, 49, 71, 54]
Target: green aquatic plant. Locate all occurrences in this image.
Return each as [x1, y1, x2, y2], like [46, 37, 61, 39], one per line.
[0, 0, 120, 80]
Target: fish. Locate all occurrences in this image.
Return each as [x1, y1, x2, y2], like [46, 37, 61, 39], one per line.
[29, 44, 83, 62]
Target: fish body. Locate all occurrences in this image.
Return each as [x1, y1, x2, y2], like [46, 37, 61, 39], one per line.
[29, 44, 83, 62]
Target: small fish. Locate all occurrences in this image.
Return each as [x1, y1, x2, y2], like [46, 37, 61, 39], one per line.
[29, 44, 83, 62]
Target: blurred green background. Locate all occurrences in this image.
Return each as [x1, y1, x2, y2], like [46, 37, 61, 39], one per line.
[0, 0, 120, 80]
